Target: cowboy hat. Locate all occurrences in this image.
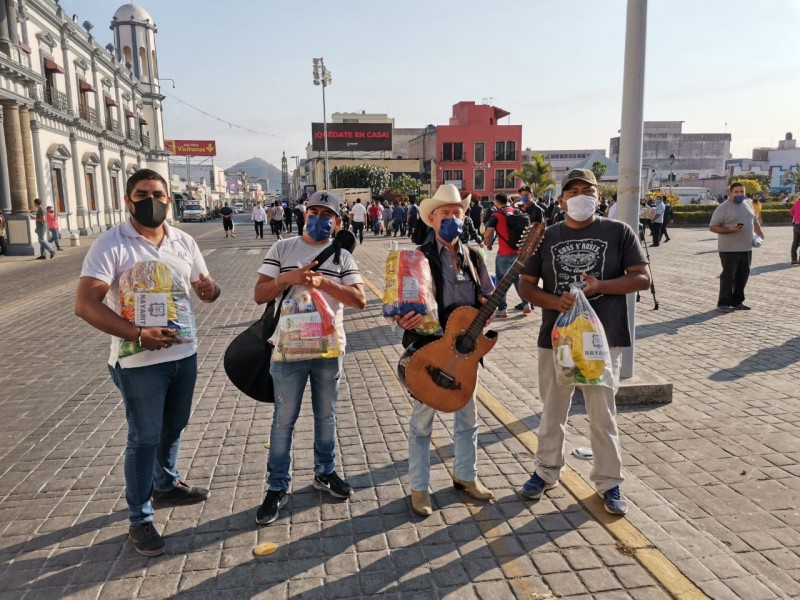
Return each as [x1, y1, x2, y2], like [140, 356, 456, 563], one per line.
[418, 184, 471, 225]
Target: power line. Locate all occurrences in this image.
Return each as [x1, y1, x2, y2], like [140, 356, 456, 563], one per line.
[163, 92, 304, 141]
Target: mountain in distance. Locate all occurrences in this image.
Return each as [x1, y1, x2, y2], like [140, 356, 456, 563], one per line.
[225, 157, 282, 194]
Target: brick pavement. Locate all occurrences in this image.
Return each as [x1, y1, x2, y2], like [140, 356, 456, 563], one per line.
[0, 218, 797, 599]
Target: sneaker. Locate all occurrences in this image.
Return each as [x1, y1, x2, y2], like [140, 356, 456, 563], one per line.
[313, 472, 353, 499]
[495, 309, 508, 319]
[36, 256, 46, 260]
[732, 304, 751, 311]
[128, 523, 165, 556]
[600, 486, 628, 515]
[152, 480, 209, 505]
[513, 302, 525, 310]
[256, 489, 288, 525]
[716, 305, 733, 313]
[522, 304, 533, 315]
[519, 473, 558, 499]
[49, 252, 55, 258]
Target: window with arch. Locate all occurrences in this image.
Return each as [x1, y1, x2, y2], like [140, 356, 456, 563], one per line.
[151, 50, 158, 78]
[139, 47, 148, 77]
[123, 46, 132, 65]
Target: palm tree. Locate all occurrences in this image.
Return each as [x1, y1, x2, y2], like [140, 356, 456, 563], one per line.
[510, 154, 556, 197]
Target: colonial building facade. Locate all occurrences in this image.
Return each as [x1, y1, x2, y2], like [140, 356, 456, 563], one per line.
[0, 1, 167, 255]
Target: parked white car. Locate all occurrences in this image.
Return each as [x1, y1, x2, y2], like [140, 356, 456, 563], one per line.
[233, 202, 244, 213]
[182, 203, 208, 222]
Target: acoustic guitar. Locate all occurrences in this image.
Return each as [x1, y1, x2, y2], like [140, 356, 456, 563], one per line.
[397, 223, 546, 412]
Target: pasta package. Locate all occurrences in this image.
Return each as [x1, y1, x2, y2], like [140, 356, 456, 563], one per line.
[273, 286, 340, 361]
[551, 285, 613, 388]
[382, 245, 442, 336]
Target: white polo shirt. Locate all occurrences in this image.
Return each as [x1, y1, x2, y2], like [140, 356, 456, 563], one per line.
[80, 219, 208, 369]
[351, 202, 367, 223]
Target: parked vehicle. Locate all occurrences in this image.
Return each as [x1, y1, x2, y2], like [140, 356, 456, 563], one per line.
[652, 187, 717, 205]
[233, 202, 245, 213]
[182, 203, 208, 222]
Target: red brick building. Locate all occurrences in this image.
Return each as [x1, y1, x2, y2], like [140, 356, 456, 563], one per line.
[435, 101, 523, 200]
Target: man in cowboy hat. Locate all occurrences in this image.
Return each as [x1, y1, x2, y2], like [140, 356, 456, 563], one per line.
[394, 184, 496, 516]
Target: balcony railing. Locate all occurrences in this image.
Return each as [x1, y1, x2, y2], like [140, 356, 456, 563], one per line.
[79, 105, 100, 126]
[106, 117, 123, 136]
[493, 152, 517, 162]
[126, 128, 139, 143]
[141, 133, 151, 149]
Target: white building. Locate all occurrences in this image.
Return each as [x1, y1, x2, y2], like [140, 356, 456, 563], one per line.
[725, 133, 800, 193]
[0, 1, 168, 255]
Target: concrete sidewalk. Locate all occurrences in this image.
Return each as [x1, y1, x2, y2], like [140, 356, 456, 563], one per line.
[0, 221, 797, 599]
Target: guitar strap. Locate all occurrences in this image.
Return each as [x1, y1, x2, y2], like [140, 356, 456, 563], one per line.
[459, 242, 483, 306]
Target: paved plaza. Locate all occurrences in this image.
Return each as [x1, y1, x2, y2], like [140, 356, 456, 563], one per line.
[0, 218, 798, 599]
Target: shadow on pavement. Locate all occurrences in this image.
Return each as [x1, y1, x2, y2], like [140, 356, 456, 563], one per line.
[709, 336, 800, 381]
[749, 262, 796, 277]
[635, 309, 721, 339]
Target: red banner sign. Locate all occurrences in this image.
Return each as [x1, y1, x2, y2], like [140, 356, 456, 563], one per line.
[165, 140, 217, 157]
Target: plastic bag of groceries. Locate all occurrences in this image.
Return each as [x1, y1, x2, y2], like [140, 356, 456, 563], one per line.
[271, 286, 339, 361]
[551, 284, 613, 388]
[382, 243, 442, 336]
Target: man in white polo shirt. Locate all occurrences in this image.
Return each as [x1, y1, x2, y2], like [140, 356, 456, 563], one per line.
[75, 169, 221, 557]
[350, 197, 367, 244]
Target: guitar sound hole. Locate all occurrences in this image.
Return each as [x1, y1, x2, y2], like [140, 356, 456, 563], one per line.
[455, 334, 475, 355]
[425, 365, 462, 390]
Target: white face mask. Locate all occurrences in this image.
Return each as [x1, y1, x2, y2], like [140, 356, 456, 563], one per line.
[566, 195, 597, 222]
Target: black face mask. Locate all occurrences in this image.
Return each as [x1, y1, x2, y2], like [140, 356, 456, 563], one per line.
[130, 197, 168, 228]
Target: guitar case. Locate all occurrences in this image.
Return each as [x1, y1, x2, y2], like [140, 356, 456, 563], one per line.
[223, 230, 356, 402]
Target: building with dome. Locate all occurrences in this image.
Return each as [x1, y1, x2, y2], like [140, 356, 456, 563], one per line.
[0, 0, 168, 255]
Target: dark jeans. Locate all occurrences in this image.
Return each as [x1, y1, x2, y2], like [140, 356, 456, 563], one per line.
[718, 251, 751, 308]
[408, 218, 417, 237]
[659, 222, 670, 242]
[108, 354, 198, 525]
[254, 220, 264, 238]
[352, 221, 364, 243]
[649, 222, 662, 246]
[791, 223, 800, 262]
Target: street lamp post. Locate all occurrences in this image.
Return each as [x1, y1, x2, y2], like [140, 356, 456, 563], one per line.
[312, 58, 332, 190]
[669, 153, 675, 183]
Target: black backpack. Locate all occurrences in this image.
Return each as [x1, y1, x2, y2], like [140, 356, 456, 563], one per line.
[495, 208, 530, 250]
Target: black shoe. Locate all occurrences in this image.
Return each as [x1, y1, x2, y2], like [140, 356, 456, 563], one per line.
[36, 256, 46, 260]
[732, 304, 751, 311]
[152, 480, 209, 505]
[313, 472, 353, 499]
[256, 489, 288, 525]
[716, 305, 734, 313]
[49, 252, 55, 258]
[128, 523, 165, 556]
[513, 302, 525, 310]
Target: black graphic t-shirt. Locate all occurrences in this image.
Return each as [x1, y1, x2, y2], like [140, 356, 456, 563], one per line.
[522, 218, 647, 349]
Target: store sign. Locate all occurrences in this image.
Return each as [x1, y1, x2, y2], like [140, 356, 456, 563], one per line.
[311, 123, 392, 152]
[444, 179, 463, 190]
[165, 140, 217, 157]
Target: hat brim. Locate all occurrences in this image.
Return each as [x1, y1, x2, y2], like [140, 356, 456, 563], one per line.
[418, 195, 471, 226]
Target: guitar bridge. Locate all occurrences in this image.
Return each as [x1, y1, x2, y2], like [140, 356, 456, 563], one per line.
[425, 365, 462, 390]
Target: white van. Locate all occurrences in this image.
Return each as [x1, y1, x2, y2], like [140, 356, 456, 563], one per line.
[653, 187, 717, 205]
[233, 202, 245, 213]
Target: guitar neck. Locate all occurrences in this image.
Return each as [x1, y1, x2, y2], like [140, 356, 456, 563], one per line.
[468, 255, 526, 335]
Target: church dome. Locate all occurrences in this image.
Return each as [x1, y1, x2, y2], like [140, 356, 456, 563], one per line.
[113, 4, 153, 23]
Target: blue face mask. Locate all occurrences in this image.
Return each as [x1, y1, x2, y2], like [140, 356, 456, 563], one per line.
[732, 195, 745, 204]
[438, 217, 463, 243]
[520, 194, 531, 204]
[305, 214, 332, 241]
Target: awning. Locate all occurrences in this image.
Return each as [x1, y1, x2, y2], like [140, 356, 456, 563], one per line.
[104, 96, 118, 107]
[138, 117, 148, 125]
[79, 80, 96, 92]
[124, 109, 135, 118]
[43, 58, 64, 74]
[18, 42, 32, 54]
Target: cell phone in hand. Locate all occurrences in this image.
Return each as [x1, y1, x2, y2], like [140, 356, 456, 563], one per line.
[736, 223, 744, 228]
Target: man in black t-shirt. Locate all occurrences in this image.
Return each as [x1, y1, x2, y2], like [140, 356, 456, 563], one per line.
[518, 168, 650, 516]
[219, 202, 235, 238]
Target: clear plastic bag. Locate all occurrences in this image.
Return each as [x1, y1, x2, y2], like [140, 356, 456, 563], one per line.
[382, 243, 442, 336]
[272, 286, 340, 361]
[551, 284, 613, 388]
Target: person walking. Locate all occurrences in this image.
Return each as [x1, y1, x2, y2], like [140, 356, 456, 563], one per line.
[659, 196, 672, 243]
[518, 168, 651, 515]
[253, 191, 365, 525]
[219, 202, 235, 238]
[407, 198, 419, 237]
[483, 194, 532, 316]
[251, 202, 266, 239]
[395, 184, 495, 516]
[710, 182, 764, 311]
[789, 196, 800, 265]
[392, 202, 405, 237]
[350, 197, 367, 244]
[33, 199, 55, 260]
[285, 203, 294, 233]
[650, 196, 665, 246]
[368, 200, 382, 235]
[74, 169, 221, 556]
[271, 201, 284, 239]
[294, 201, 306, 236]
[45, 205, 63, 251]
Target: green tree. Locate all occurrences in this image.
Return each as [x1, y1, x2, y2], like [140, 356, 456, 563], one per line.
[591, 161, 607, 181]
[331, 164, 391, 195]
[510, 154, 555, 197]
[389, 174, 420, 196]
[730, 178, 763, 196]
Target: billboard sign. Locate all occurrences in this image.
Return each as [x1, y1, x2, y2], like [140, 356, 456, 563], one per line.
[165, 140, 217, 157]
[311, 123, 392, 152]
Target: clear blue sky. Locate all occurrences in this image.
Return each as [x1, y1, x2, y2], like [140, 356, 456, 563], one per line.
[63, 0, 800, 169]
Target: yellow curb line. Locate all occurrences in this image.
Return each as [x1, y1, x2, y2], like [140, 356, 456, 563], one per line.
[360, 272, 707, 599]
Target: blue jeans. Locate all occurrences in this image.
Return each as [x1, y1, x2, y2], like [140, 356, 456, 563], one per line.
[36, 224, 54, 257]
[108, 354, 197, 525]
[408, 395, 478, 491]
[267, 356, 343, 491]
[495, 253, 528, 311]
[48, 228, 62, 250]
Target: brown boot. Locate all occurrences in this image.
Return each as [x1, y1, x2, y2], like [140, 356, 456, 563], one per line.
[453, 477, 494, 501]
[410, 491, 432, 516]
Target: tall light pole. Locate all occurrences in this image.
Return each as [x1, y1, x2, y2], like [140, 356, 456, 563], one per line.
[669, 153, 675, 184]
[313, 58, 332, 190]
